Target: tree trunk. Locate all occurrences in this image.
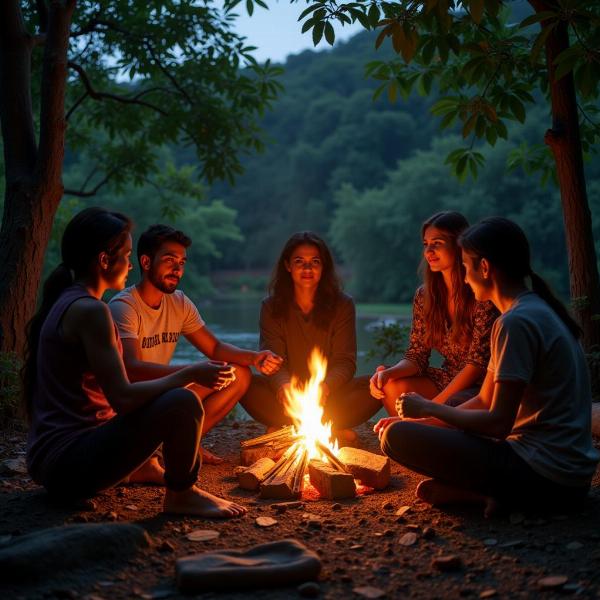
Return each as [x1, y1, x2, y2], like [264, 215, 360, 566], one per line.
[532, 2, 600, 394]
[0, 1, 74, 356]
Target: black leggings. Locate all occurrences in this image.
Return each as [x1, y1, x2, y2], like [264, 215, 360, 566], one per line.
[380, 421, 589, 510]
[44, 388, 203, 499]
[240, 374, 382, 430]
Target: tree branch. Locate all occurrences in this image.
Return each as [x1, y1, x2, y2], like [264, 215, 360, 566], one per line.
[35, 0, 48, 33]
[63, 164, 122, 198]
[145, 41, 194, 106]
[68, 61, 169, 115]
[65, 91, 88, 120]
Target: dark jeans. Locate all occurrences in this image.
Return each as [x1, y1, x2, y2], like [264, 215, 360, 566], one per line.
[380, 421, 589, 510]
[240, 374, 382, 430]
[45, 388, 203, 499]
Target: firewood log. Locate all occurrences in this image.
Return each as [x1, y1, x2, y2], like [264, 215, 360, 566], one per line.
[308, 460, 356, 500]
[338, 447, 391, 490]
[237, 458, 276, 491]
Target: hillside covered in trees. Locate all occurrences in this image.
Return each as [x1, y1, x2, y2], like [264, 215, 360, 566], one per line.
[52, 24, 600, 304]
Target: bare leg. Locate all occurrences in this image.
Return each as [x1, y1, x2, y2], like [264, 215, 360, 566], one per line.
[189, 365, 251, 464]
[127, 456, 165, 484]
[163, 485, 247, 518]
[381, 376, 439, 416]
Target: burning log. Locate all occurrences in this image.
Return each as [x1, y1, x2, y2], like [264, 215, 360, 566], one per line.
[338, 447, 391, 490]
[260, 443, 309, 499]
[240, 426, 297, 466]
[308, 460, 356, 500]
[237, 458, 276, 491]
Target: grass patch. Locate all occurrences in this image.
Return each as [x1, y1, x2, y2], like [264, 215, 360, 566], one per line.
[356, 303, 412, 318]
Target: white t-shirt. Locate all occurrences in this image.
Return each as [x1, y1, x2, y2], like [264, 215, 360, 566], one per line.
[488, 291, 599, 487]
[109, 286, 205, 364]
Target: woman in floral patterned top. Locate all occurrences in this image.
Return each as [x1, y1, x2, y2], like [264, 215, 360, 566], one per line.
[370, 211, 498, 415]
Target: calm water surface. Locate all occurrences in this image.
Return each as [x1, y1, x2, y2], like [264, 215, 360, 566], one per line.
[172, 297, 401, 376]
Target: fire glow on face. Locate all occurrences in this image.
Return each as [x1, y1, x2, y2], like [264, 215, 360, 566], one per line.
[282, 347, 340, 463]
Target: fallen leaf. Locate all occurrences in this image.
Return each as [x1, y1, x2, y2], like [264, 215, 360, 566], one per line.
[395, 506, 411, 517]
[256, 516, 278, 527]
[399, 532, 418, 546]
[353, 586, 386, 599]
[186, 529, 220, 542]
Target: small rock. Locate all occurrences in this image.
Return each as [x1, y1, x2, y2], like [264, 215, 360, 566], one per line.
[297, 581, 321, 597]
[432, 555, 462, 572]
[498, 540, 524, 549]
[422, 527, 436, 539]
[399, 532, 417, 546]
[334, 537, 346, 544]
[395, 506, 411, 518]
[307, 520, 322, 530]
[406, 524, 420, 532]
[479, 590, 497, 598]
[353, 586, 386, 599]
[125, 505, 138, 511]
[565, 541, 583, 551]
[271, 501, 303, 512]
[0, 458, 27, 476]
[509, 512, 525, 525]
[483, 538, 498, 546]
[538, 575, 568, 589]
[383, 529, 394, 538]
[332, 503, 342, 511]
[105, 512, 118, 522]
[381, 501, 394, 510]
[256, 517, 277, 528]
[186, 529, 220, 542]
[350, 544, 364, 551]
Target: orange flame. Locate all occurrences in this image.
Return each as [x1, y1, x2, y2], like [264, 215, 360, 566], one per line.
[283, 348, 339, 461]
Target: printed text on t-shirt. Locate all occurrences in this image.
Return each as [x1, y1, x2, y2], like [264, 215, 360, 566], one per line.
[141, 332, 180, 348]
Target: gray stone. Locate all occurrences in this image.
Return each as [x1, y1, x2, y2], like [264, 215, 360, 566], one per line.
[298, 581, 321, 597]
[0, 523, 151, 582]
[176, 538, 321, 592]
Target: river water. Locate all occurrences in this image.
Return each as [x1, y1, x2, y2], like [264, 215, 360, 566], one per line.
[172, 297, 400, 377]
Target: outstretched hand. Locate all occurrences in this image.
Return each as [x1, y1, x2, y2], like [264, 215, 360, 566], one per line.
[396, 392, 432, 419]
[193, 361, 236, 391]
[254, 350, 283, 375]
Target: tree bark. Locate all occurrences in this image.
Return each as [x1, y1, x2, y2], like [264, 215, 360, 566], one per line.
[0, 1, 75, 355]
[529, 1, 600, 394]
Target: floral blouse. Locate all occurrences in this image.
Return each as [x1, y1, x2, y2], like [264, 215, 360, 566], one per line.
[404, 286, 499, 391]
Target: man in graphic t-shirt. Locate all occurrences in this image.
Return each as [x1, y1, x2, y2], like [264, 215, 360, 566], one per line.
[110, 224, 282, 473]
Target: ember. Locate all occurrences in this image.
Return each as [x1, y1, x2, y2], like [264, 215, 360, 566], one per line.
[238, 348, 391, 500]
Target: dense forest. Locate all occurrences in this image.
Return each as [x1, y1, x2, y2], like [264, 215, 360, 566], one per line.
[39, 23, 600, 304]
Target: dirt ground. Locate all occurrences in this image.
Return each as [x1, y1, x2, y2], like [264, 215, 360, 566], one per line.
[1, 419, 600, 600]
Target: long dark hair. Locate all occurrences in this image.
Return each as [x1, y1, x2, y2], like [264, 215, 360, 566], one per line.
[420, 211, 477, 347]
[268, 231, 342, 329]
[459, 216, 581, 339]
[22, 207, 132, 420]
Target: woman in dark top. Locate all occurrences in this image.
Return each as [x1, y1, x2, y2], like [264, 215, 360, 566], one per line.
[241, 232, 380, 441]
[370, 211, 498, 413]
[24, 207, 245, 517]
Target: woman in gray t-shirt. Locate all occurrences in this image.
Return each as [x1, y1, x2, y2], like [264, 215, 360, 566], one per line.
[375, 217, 599, 513]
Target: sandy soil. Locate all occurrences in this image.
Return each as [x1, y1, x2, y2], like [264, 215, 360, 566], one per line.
[1, 419, 600, 599]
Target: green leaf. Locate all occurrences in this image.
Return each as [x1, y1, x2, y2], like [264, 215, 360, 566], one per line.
[368, 3, 381, 27]
[301, 18, 315, 34]
[462, 114, 477, 138]
[298, 4, 322, 21]
[387, 80, 398, 103]
[485, 125, 498, 146]
[509, 96, 526, 123]
[519, 11, 556, 29]
[312, 21, 325, 46]
[324, 22, 335, 45]
[246, 0, 253, 17]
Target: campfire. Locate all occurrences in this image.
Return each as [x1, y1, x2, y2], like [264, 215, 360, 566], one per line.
[237, 349, 390, 500]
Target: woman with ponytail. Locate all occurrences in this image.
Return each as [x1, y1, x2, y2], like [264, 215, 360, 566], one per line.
[370, 211, 498, 412]
[375, 217, 599, 513]
[24, 207, 246, 517]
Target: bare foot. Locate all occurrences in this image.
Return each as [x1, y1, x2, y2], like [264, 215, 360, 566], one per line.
[200, 446, 224, 465]
[416, 478, 494, 516]
[334, 428, 359, 447]
[163, 486, 247, 518]
[127, 457, 165, 485]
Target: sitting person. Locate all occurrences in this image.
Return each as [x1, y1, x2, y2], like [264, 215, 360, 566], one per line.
[109, 224, 282, 467]
[370, 211, 498, 412]
[375, 217, 599, 514]
[24, 207, 246, 517]
[241, 231, 381, 443]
